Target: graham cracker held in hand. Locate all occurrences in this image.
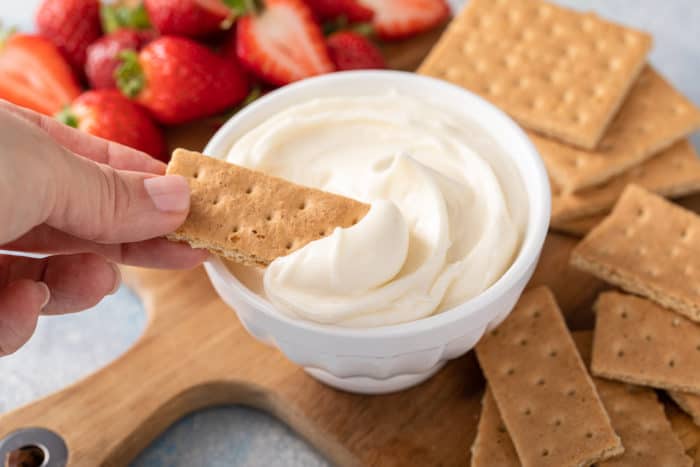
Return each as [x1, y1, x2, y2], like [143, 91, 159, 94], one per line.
[573, 331, 692, 467]
[470, 389, 519, 467]
[571, 185, 700, 321]
[591, 292, 700, 395]
[475, 286, 622, 467]
[419, 0, 651, 149]
[551, 213, 605, 237]
[166, 149, 370, 266]
[551, 140, 700, 223]
[666, 403, 700, 464]
[534, 67, 700, 193]
[669, 392, 700, 427]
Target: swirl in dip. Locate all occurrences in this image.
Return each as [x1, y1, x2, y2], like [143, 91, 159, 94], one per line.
[225, 93, 528, 327]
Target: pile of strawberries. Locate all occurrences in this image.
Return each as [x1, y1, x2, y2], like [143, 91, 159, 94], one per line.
[0, 0, 449, 161]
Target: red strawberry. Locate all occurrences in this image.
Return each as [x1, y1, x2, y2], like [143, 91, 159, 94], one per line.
[326, 31, 385, 70]
[145, 0, 231, 38]
[305, 0, 374, 22]
[236, 0, 334, 86]
[360, 0, 450, 40]
[85, 29, 155, 89]
[116, 36, 250, 124]
[36, 0, 102, 72]
[58, 90, 167, 160]
[220, 27, 240, 61]
[0, 34, 81, 116]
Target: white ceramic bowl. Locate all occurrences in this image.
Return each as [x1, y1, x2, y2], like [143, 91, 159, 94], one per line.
[203, 71, 550, 394]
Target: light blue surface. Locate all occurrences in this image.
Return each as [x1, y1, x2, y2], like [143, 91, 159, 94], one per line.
[1, 1, 699, 466]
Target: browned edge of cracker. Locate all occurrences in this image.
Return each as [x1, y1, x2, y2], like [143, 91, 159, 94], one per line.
[475, 286, 622, 467]
[571, 185, 700, 322]
[666, 403, 700, 463]
[574, 330, 692, 467]
[669, 392, 700, 427]
[551, 140, 700, 224]
[166, 149, 370, 266]
[591, 291, 700, 395]
[533, 67, 700, 193]
[550, 213, 605, 237]
[470, 389, 520, 467]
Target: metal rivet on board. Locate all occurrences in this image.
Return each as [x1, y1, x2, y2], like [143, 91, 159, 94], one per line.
[0, 427, 67, 467]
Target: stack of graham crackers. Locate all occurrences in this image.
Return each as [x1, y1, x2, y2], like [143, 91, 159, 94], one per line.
[419, 0, 700, 464]
[419, 0, 700, 237]
[467, 184, 700, 466]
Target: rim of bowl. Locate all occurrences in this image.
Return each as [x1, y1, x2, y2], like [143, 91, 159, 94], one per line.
[203, 70, 551, 339]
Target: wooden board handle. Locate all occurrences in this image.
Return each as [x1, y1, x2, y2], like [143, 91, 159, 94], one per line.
[0, 268, 266, 466]
[0, 327, 237, 465]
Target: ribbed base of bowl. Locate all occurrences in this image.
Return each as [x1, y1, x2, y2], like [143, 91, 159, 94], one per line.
[305, 362, 446, 394]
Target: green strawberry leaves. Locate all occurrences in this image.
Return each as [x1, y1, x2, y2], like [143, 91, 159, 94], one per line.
[116, 50, 146, 98]
[101, 3, 152, 34]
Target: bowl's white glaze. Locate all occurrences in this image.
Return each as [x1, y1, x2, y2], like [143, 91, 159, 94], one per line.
[203, 70, 550, 394]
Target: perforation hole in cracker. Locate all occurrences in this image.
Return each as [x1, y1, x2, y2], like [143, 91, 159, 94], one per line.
[590, 291, 700, 394]
[419, 0, 653, 149]
[165, 149, 370, 266]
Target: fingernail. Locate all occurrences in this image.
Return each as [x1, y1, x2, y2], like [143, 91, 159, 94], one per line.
[109, 263, 122, 295]
[144, 175, 190, 212]
[37, 282, 51, 310]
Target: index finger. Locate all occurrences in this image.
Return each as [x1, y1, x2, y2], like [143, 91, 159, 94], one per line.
[0, 99, 167, 175]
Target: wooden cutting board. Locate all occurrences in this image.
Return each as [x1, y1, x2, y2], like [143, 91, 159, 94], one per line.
[0, 26, 643, 467]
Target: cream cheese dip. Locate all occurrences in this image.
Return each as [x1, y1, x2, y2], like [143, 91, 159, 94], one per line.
[226, 93, 528, 327]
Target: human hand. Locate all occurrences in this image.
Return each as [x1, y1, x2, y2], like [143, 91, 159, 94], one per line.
[0, 100, 208, 356]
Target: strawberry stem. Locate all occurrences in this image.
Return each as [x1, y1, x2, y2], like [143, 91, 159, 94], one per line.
[351, 22, 375, 37]
[101, 3, 151, 34]
[323, 18, 375, 37]
[55, 107, 79, 128]
[116, 50, 146, 98]
[222, 0, 263, 17]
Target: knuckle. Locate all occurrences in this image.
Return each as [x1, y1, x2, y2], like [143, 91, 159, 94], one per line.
[86, 167, 132, 242]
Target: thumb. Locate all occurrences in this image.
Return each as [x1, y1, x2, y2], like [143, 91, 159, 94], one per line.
[46, 149, 190, 244]
[0, 280, 48, 356]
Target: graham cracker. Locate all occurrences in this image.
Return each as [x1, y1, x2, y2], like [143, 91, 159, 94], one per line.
[669, 391, 700, 427]
[573, 331, 692, 467]
[470, 389, 519, 467]
[534, 67, 700, 193]
[419, 0, 651, 149]
[475, 286, 622, 467]
[666, 403, 700, 464]
[571, 185, 700, 322]
[551, 139, 700, 223]
[591, 291, 700, 395]
[166, 149, 369, 266]
[551, 214, 605, 237]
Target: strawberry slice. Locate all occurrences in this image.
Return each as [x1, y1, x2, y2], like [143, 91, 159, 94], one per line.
[236, 0, 334, 86]
[360, 0, 450, 40]
[0, 34, 81, 116]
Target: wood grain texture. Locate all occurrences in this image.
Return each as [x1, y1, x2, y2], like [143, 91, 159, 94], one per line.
[0, 232, 597, 466]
